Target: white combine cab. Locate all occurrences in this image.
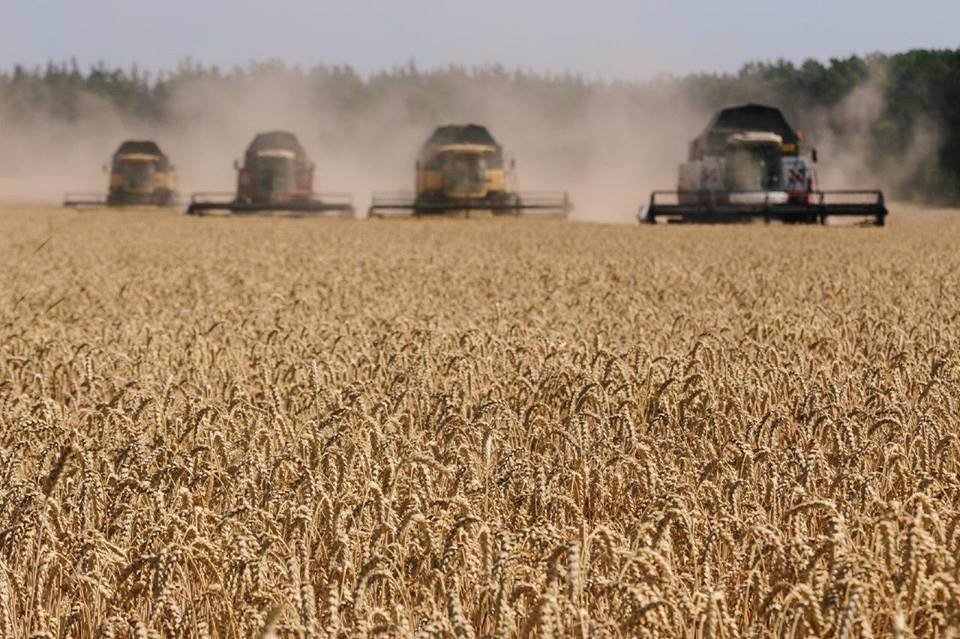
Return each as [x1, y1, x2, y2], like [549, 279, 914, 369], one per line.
[679, 132, 810, 206]
[644, 103, 886, 225]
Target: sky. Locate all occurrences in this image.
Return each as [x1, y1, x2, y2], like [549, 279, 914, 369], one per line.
[1, 0, 959, 80]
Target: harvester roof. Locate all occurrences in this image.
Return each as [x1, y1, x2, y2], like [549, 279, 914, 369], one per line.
[690, 104, 800, 159]
[246, 131, 308, 161]
[114, 140, 165, 158]
[424, 125, 499, 150]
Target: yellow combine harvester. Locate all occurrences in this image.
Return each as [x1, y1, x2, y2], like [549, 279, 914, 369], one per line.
[369, 124, 572, 217]
[64, 140, 177, 208]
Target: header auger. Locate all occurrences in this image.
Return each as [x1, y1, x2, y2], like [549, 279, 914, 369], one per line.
[187, 131, 354, 217]
[64, 140, 178, 209]
[640, 104, 887, 225]
[369, 124, 572, 218]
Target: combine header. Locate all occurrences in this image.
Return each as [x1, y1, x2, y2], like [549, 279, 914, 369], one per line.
[187, 131, 354, 217]
[369, 124, 571, 217]
[64, 140, 177, 208]
[640, 104, 887, 225]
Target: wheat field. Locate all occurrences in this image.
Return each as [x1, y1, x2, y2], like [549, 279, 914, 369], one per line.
[0, 204, 958, 638]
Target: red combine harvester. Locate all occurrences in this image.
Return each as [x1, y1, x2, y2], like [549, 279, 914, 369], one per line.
[187, 131, 353, 216]
[640, 104, 887, 225]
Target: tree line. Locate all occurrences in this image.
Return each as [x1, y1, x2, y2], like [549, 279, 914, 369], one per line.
[1, 50, 959, 202]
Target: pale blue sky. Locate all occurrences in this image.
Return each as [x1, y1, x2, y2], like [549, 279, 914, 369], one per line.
[2, 1, 958, 80]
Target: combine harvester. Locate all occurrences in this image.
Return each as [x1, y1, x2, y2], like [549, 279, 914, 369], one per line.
[64, 140, 178, 208]
[187, 131, 354, 217]
[640, 104, 887, 225]
[369, 124, 572, 217]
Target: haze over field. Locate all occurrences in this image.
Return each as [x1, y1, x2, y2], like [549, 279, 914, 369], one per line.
[0, 58, 951, 223]
[1, 2, 959, 219]
[0, 69, 711, 222]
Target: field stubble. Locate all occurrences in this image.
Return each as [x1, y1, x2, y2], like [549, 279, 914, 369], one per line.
[0, 204, 959, 638]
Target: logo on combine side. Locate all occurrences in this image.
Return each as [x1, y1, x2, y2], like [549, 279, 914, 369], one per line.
[700, 163, 724, 190]
[787, 166, 807, 190]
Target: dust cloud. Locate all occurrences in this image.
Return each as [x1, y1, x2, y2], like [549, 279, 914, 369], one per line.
[0, 68, 708, 222]
[796, 70, 939, 196]
[0, 64, 927, 222]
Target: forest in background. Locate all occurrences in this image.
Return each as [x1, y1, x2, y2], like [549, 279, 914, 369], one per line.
[1, 48, 958, 204]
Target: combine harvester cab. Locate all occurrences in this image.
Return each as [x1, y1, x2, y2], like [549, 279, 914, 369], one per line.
[640, 104, 887, 225]
[368, 124, 572, 218]
[187, 131, 354, 217]
[64, 140, 178, 208]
